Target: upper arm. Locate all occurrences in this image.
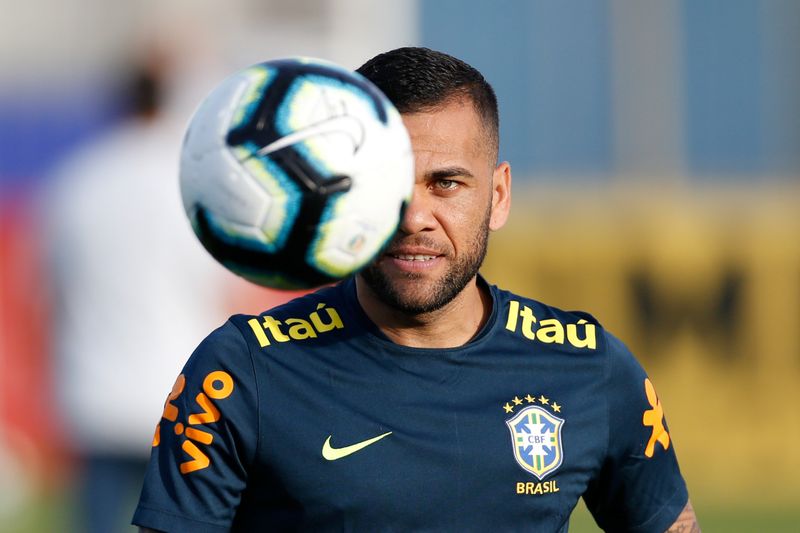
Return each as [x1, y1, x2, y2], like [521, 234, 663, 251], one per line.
[132, 320, 259, 532]
[583, 333, 689, 532]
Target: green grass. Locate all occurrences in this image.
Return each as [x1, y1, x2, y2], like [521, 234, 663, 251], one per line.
[568, 498, 800, 533]
[2, 490, 72, 533]
[5, 489, 800, 532]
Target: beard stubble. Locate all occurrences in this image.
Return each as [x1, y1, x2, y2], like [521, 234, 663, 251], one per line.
[360, 202, 491, 315]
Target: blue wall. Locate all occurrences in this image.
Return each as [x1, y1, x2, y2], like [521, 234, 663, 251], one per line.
[421, 0, 614, 178]
[422, 0, 800, 180]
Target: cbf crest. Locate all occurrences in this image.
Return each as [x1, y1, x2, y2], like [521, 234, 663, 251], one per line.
[504, 397, 564, 480]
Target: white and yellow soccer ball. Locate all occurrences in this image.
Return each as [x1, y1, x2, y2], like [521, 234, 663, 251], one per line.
[179, 58, 413, 289]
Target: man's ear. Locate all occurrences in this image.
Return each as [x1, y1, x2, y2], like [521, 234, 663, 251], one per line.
[489, 161, 511, 231]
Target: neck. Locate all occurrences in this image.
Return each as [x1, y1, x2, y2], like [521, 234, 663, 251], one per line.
[354, 275, 492, 348]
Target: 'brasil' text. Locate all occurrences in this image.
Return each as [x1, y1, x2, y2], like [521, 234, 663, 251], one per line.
[516, 480, 560, 495]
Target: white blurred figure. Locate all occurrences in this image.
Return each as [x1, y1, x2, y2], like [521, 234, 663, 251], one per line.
[42, 53, 235, 533]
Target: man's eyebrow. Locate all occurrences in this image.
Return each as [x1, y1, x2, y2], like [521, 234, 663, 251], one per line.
[425, 166, 475, 180]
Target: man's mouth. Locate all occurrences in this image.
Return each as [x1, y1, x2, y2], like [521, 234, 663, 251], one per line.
[391, 254, 437, 261]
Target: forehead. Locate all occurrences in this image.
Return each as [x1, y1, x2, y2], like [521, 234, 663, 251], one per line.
[401, 98, 490, 166]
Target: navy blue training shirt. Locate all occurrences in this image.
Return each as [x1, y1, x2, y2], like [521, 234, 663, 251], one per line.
[133, 277, 687, 532]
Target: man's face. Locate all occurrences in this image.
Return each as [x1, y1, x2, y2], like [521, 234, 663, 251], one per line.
[360, 97, 510, 314]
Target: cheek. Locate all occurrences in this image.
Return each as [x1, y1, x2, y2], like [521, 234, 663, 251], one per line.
[435, 195, 488, 248]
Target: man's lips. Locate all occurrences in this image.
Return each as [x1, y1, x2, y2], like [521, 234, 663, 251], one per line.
[381, 247, 444, 271]
[384, 246, 444, 260]
[390, 253, 438, 261]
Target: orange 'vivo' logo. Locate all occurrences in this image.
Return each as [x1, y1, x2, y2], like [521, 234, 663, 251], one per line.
[153, 370, 235, 474]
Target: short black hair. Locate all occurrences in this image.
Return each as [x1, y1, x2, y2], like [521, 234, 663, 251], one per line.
[357, 47, 499, 162]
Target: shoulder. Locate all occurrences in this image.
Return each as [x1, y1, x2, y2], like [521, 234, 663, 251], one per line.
[494, 286, 652, 411]
[228, 282, 351, 350]
[491, 285, 647, 382]
[180, 319, 254, 381]
[492, 285, 609, 354]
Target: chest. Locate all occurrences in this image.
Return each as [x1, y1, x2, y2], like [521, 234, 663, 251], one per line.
[250, 346, 608, 529]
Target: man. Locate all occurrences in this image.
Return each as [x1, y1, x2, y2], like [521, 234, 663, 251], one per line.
[44, 55, 235, 533]
[134, 47, 699, 532]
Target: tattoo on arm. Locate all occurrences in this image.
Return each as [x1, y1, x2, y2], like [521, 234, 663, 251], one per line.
[665, 500, 701, 533]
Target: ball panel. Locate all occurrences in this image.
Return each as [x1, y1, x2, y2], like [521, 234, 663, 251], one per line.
[276, 77, 368, 179]
[193, 206, 339, 290]
[184, 147, 271, 229]
[229, 66, 276, 131]
[236, 144, 302, 251]
[196, 208, 274, 253]
[309, 214, 385, 278]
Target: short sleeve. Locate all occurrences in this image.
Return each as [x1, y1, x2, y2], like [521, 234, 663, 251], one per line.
[133, 320, 259, 532]
[583, 333, 688, 533]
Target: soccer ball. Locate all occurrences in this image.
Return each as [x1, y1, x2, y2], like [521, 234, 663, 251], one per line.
[179, 58, 414, 289]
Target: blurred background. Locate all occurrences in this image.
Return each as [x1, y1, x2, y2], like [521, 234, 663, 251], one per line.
[1, 0, 798, 531]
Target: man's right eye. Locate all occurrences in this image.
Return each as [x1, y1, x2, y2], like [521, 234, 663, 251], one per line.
[435, 179, 459, 191]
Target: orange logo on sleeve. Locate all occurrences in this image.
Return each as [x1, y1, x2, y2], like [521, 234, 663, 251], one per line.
[152, 370, 235, 474]
[642, 378, 670, 458]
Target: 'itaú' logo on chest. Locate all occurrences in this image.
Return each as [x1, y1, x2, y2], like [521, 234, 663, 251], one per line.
[505, 300, 596, 349]
[247, 303, 343, 347]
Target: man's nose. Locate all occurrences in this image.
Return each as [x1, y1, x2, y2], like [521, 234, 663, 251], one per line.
[398, 188, 438, 235]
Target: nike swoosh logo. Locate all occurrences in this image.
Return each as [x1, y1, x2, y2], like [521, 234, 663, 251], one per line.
[322, 431, 392, 461]
[256, 114, 365, 157]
